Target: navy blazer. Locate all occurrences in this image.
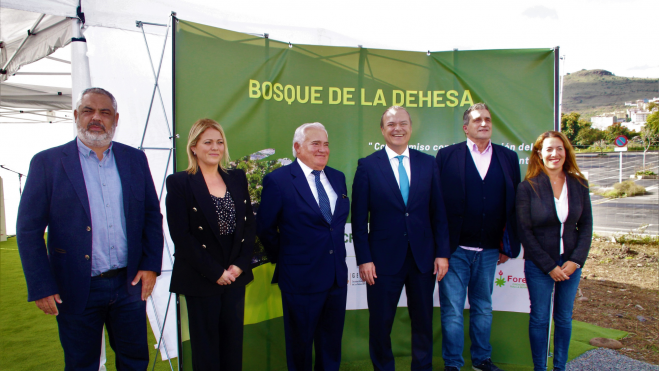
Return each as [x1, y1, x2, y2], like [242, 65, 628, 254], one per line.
[436, 142, 521, 257]
[351, 148, 450, 275]
[516, 173, 593, 274]
[256, 160, 349, 294]
[16, 139, 164, 314]
[166, 169, 255, 296]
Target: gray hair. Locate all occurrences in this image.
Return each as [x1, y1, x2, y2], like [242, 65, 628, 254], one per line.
[292, 122, 328, 158]
[463, 103, 490, 126]
[75, 87, 118, 112]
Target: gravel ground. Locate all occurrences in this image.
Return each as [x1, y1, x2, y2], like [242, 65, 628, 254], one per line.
[566, 348, 659, 370]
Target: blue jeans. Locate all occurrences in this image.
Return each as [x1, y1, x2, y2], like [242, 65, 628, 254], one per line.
[525, 259, 582, 371]
[56, 270, 148, 371]
[438, 248, 499, 368]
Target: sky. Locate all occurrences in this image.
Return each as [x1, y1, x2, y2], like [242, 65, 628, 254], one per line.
[1, 0, 658, 235]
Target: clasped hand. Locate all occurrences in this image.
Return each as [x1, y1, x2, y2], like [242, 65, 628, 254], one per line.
[217, 265, 243, 285]
[549, 261, 578, 282]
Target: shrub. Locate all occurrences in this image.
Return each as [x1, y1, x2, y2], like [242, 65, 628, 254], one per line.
[595, 180, 646, 198]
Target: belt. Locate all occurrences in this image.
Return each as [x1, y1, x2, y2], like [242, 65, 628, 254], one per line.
[92, 267, 127, 279]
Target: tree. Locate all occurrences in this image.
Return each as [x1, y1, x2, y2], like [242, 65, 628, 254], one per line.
[647, 102, 658, 112]
[575, 126, 604, 147]
[638, 111, 659, 168]
[604, 122, 638, 143]
[561, 112, 592, 145]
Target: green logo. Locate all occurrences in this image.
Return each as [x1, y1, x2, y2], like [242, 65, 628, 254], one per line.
[495, 270, 506, 287]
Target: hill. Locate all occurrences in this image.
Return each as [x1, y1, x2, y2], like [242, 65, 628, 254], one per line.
[561, 69, 659, 119]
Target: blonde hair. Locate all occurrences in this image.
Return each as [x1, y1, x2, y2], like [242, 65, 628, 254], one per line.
[186, 118, 230, 174]
[525, 131, 587, 191]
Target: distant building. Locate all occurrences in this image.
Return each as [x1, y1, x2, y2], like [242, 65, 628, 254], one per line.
[631, 110, 650, 123]
[591, 115, 617, 130]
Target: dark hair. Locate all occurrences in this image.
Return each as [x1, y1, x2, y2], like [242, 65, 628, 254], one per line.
[380, 106, 412, 128]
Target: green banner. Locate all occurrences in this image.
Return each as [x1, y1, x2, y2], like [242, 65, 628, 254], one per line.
[174, 19, 554, 370]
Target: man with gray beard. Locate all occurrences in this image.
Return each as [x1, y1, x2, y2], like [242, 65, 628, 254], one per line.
[17, 87, 163, 370]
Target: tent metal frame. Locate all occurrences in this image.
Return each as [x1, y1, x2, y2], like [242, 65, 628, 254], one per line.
[135, 12, 177, 371]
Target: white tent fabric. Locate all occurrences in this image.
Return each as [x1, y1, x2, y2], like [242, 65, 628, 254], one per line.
[0, 81, 72, 110]
[0, 8, 73, 81]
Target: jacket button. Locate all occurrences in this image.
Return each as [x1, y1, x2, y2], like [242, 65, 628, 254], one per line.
[405, 213, 409, 216]
[329, 250, 334, 254]
[244, 200, 247, 204]
[330, 227, 333, 231]
[241, 239, 244, 243]
[244, 216, 247, 221]
[198, 226, 203, 230]
[86, 226, 91, 231]
[202, 244, 207, 249]
[85, 255, 90, 260]
[192, 207, 197, 212]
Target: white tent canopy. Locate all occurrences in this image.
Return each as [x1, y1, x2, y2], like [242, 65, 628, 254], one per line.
[0, 81, 71, 110]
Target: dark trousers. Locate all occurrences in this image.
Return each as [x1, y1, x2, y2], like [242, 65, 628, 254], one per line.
[56, 270, 148, 371]
[281, 283, 347, 371]
[185, 284, 246, 371]
[367, 249, 436, 371]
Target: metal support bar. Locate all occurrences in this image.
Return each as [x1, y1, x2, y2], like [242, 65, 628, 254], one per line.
[1, 14, 46, 73]
[139, 147, 171, 150]
[151, 293, 174, 371]
[148, 293, 175, 370]
[139, 24, 172, 138]
[12, 72, 71, 75]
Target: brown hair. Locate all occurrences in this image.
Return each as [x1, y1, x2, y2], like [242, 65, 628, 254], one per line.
[463, 103, 490, 126]
[525, 131, 587, 189]
[186, 118, 230, 174]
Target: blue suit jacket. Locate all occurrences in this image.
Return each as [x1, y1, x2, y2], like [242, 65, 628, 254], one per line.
[435, 141, 521, 257]
[16, 139, 164, 314]
[351, 148, 450, 275]
[256, 160, 349, 294]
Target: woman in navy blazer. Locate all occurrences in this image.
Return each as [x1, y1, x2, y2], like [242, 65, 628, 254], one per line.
[166, 118, 255, 371]
[516, 131, 592, 371]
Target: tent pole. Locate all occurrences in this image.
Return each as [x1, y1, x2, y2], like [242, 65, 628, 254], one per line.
[70, 18, 91, 121]
[1, 14, 45, 73]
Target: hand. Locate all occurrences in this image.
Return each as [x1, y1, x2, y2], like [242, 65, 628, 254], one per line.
[561, 261, 578, 277]
[132, 270, 158, 301]
[228, 265, 243, 278]
[359, 262, 377, 285]
[35, 294, 62, 315]
[217, 270, 237, 286]
[497, 253, 510, 265]
[548, 266, 570, 282]
[434, 258, 449, 281]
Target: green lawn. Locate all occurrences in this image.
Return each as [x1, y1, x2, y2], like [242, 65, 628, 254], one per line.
[2, 237, 627, 371]
[0, 237, 177, 371]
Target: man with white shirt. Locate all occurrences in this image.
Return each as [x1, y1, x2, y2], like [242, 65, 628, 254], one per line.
[435, 103, 521, 371]
[257, 122, 350, 371]
[352, 106, 450, 371]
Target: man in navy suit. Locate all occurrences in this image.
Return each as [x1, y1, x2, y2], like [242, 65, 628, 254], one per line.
[352, 106, 450, 371]
[17, 87, 163, 370]
[257, 122, 349, 371]
[435, 103, 521, 371]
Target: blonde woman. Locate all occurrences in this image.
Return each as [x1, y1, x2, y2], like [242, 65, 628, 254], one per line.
[516, 131, 592, 371]
[166, 118, 255, 370]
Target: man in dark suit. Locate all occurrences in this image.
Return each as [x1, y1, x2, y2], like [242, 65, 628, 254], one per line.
[257, 122, 349, 371]
[17, 87, 163, 370]
[352, 106, 450, 371]
[435, 103, 521, 371]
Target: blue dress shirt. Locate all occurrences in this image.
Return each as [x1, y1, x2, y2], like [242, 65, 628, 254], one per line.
[77, 138, 128, 276]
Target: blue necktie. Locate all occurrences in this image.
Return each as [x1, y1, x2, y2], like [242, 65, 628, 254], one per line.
[396, 155, 409, 206]
[312, 170, 332, 224]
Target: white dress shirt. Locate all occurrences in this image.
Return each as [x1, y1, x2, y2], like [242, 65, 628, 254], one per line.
[554, 180, 569, 255]
[297, 159, 338, 214]
[460, 139, 493, 252]
[384, 145, 411, 187]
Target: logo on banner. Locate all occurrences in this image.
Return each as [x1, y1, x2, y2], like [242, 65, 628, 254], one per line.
[350, 272, 366, 286]
[495, 270, 527, 289]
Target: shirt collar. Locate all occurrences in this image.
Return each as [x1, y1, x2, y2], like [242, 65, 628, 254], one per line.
[297, 158, 322, 177]
[77, 137, 113, 159]
[384, 145, 410, 160]
[466, 138, 491, 155]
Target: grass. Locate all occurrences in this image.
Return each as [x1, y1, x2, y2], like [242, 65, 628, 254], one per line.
[595, 180, 646, 198]
[0, 237, 177, 371]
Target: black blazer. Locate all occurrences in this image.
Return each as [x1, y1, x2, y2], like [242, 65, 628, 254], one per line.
[436, 142, 521, 257]
[166, 168, 255, 296]
[516, 173, 593, 274]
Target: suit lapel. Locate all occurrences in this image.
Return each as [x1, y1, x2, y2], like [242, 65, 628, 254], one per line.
[539, 173, 561, 223]
[565, 174, 580, 223]
[112, 143, 132, 221]
[221, 170, 244, 250]
[291, 160, 327, 223]
[456, 142, 467, 198]
[324, 167, 344, 221]
[190, 170, 225, 243]
[376, 149, 406, 207]
[61, 139, 91, 221]
[493, 145, 515, 214]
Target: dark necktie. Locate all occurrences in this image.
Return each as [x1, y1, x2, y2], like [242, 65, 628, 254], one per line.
[312, 170, 332, 224]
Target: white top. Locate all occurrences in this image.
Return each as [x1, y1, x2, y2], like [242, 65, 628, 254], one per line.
[554, 180, 569, 255]
[460, 139, 493, 252]
[297, 159, 338, 214]
[384, 145, 411, 187]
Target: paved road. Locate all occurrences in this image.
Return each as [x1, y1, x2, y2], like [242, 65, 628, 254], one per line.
[576, 152, 659, 235]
